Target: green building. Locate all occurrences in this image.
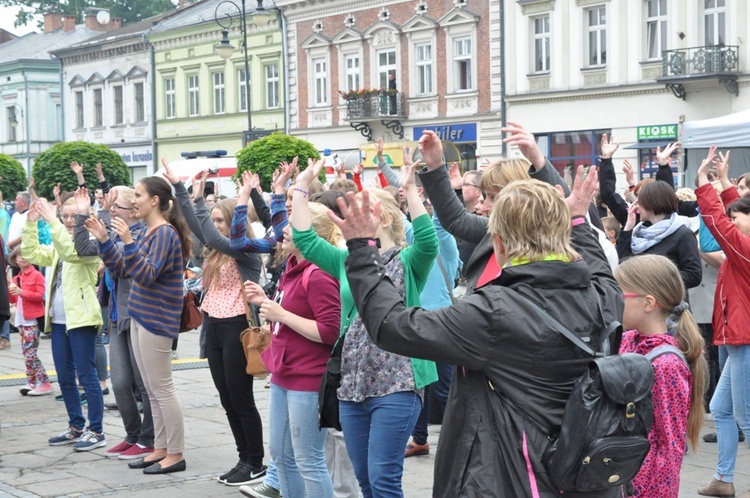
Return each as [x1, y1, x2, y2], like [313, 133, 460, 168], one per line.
[147, 0, 286, 163]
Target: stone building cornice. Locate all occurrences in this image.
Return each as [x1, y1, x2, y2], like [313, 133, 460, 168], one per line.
[507, 84, 672, 104]
[58, 43, 149, 66]
[151, 22, 280, 52]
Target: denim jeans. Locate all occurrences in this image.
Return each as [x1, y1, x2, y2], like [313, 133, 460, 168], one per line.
[109, 322, 154, 447]
[1, 319, 9, 341]
[269, 384, 332, 498]
[412, 363, 453, 445]
[340, 392, 422, 498]
[95, 325, 108, 381]
[51, 323, 103, 433]
[710, 345, 750, 481]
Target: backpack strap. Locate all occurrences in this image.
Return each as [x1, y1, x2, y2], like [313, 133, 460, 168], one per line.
[301, 264, 316, 294]
[644, 344, 688, 367]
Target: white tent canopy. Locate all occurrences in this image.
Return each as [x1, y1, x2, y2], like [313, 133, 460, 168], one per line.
[682, 108, 750, 148]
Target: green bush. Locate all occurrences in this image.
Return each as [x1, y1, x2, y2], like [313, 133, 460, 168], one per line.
[31, 142, 131, 199]
[0, 154, 27, 202]
[235, 133, 323, 191]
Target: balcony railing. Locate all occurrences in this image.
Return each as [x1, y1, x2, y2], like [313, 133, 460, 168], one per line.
[344, 92, 407, 121]
[658, 45, 740, 99]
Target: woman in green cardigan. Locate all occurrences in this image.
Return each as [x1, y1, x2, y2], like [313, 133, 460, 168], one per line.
[292, 158, 438, 498]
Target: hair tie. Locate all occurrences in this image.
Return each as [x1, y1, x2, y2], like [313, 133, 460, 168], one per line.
[671, 301, 689, 316]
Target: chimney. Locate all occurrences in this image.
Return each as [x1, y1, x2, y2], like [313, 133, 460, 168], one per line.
[43, 11, 64, 33]
[62, 15, 76, 32]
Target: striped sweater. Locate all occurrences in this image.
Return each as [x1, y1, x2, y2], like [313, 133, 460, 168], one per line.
[99, 224, 184, 339]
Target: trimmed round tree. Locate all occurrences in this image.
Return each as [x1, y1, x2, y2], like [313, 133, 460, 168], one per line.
[0, 154, 28, 202]
[235, 133, 323, 192]
[32, 141, 131, 199]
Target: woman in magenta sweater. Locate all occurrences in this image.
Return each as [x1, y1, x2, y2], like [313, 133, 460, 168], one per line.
[245, 202, 341, 498]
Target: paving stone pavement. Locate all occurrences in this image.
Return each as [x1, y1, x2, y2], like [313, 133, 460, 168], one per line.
[1, 328, 748, 497]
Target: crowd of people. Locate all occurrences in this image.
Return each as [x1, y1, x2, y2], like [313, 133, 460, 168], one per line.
[1, 121, 749, 498]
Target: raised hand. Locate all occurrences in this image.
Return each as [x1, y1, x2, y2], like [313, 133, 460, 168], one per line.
[696, 145, 718, 187]
[70, 161, 83, 176]
[418, 130, 444, 170]
[448, 162, 463, 190]
[501, 121, 545, 169]
[192, 171, 208, 200]
[327, 190, 382, 241]
[34, 198, 57, 223]
[28, 177, 39, 201]
[84, 217, 109, 242]
[352, 163, 364, 175]
[714, 150, 731, 180]
[622, 159, 635, 187]
[400, 158, 422, 191]
[376, 137, 385, 161]
[655, 142, 681, 166]
[111, 217, 133, 244]
[161, 156, 180, 184]
[243, 280, 266, 306]
[296, 157, 323, 187]
[26, 202, 41, 223]
[53, 183, 62, 204]
[599, 133, 620, 159]
[74, 187, 91, 214]
[101, 188, 118, 212]
[236, 170, 254, 202]
[560, 165, 598, 218]
[95, 162, 105, 182]
[624, 202, 640, 232]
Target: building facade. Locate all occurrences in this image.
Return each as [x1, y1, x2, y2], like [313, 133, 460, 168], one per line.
[277, 0, 502, 170]
[506, 0, 749, 186]
[147, 0, 286, 164]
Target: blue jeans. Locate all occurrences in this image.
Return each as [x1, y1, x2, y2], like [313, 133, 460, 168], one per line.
[340, 392, 422, 498]
[710, 345, 750, 481]
[51, 323, 103, 434]
[269, 384, 332, 498]
[1, 320, 9, 341]
[413, 364, 453, 445]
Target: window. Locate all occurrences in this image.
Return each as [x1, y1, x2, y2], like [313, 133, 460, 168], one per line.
[93, 88, 103, 127]
[265, 63, 279, 109]
[6, 107, 16, 142]
[415, 43, 433, 95]
[586, 6, 607, 66]
[344, 54, 360, 92]
[113, 86, 123, 124]
[75, 91, 84, 128]
[188, 74, 200, 116]
[532, 15, 550, 73]
[238, 69, 249, 112]
[165, 78, 176, 119]
[377, 50, 396, 89]
[536, 129, 611, 177]
[212, 72, 225, 114]
[313, 58, 328, 106]
[134, 82, 145, 122]
[454, 38, 472, 91]
[645, 0, 667, 60]
[704, 0, 726, 46]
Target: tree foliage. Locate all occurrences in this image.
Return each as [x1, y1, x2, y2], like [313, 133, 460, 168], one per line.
[0, 154, 27, 202]
[31, 141, 131, 199]
[235, 133, 323, 192]
[1, 0, 180, 29]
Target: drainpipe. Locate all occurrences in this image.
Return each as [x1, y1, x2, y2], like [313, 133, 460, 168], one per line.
[59, 62, 65, 143]
[278, 9, 289, 135]
[22, 69, 32, 176]
[146, 33, 157, 176]
[499, 0, 507, 157]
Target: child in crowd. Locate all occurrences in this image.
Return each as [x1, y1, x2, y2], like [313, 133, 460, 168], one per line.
[601, 216, 620, 244]
[615, 254, 707, 498]
[8, 247, 52, 396]
[183, 267, 203, 297]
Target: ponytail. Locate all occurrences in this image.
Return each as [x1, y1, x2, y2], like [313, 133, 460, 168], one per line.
[166, 196, 193, 264]
[674, 309, 708, 452]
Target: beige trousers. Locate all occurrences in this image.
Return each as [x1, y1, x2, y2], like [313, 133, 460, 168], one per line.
[130, 320, 185, 454]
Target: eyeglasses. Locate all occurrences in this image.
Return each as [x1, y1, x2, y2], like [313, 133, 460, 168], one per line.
[113, 205, 133, 211]
[623, 293, 643, 299]
[463, 183, 481, 189]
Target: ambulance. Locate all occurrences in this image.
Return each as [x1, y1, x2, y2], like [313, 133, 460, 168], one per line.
[158, 150, 238, 197]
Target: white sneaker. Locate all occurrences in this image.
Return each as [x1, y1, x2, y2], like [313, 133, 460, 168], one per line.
[74, 430, 107, 452]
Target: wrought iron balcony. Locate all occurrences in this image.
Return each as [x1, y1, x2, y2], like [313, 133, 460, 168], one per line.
[343, 91, 407, 141]
[657, 45, 740, 99]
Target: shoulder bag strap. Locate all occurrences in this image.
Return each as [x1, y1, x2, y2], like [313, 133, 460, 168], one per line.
[435, 255, 457, 305]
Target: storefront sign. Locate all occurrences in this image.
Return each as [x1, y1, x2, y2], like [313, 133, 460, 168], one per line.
[637, 124, 678, 140]
[118, 147, 154, 165]
[413, 123, 477, 142]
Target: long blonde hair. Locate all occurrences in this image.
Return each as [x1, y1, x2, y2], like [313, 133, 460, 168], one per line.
[614, 254, 708, 452]
[202, 198, 237, 289]
[480, 157, 532, 194]
[363, 189, 406, 247]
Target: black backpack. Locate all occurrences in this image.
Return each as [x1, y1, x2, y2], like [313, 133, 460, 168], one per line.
[492, 295, 656, 493]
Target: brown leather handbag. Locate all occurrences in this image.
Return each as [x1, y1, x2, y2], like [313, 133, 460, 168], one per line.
[179, 291, 203, 333]
[240, 291, 271, 378]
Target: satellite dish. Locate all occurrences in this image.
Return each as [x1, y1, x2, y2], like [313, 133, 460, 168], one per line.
[96, 10, 111, 25]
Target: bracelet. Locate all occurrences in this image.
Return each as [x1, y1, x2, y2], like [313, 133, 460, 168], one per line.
[293, 187, 309, 197]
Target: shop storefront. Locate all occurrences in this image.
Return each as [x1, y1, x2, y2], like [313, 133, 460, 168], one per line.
[112, 144, 153, 184]
[412, 123, 477, 170]
[535, 129, 610, 182]
[624, 124, 680, 185]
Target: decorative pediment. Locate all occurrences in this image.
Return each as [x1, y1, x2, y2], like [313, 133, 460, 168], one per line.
[85, 72, 104, 86]
[125, 66, 147, 81]
[437, 7, 479, 27]
[69, 75, 86, 88]
[301, 32, 332, 50]
[332, 28, 363, 45]
[106, 69, 124, 82]
[401, 15, 438, 33]
[362, 21, 401, 39]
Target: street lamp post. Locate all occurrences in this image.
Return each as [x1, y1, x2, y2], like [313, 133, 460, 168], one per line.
[214, 0, 270, 134]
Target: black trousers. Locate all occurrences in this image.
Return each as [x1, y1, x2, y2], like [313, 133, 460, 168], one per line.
[204, 313, 264, 467]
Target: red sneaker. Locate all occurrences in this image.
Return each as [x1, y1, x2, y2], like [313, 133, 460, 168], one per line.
[106, 439, 134, 458]
[118, 443, 154, 460]
[404, 439, 430, 457]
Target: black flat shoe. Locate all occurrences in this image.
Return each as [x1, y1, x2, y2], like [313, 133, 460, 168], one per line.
[143, 459, 186, 475]
[128, 456, 164, 469]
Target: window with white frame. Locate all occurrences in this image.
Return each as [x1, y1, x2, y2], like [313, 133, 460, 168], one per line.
[7, 107, 17, 142]
[377, 50, 396, 89]
[645, 0, 667, 60]
[532, 15, 550, 73]
[344, 54, 360, 92]
[165, 78, 176, 119]
[238, 69, 249, 112]
[113, 86, 123, 125]
[586, 6, 607, 66]
[704, 0, 726, 46]
[415, 43, 433, 95]
[93, 88, 103, 127]
[213, 72, 225, 114]
[265, 63, 279, 109]
[454, 37, 472, 91]
[313, 58, 328, 106]
[188, 74, 200, 116]
[75, 91, 84, 128]
[134, 82, 145, 122]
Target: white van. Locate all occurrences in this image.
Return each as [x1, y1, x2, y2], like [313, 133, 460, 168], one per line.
[158, 151, 238, 198]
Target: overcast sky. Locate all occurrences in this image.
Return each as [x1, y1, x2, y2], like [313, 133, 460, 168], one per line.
[0, 6, 40, 37]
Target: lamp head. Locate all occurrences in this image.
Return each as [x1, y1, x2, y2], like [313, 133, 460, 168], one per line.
[215, 29, 235, 59]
